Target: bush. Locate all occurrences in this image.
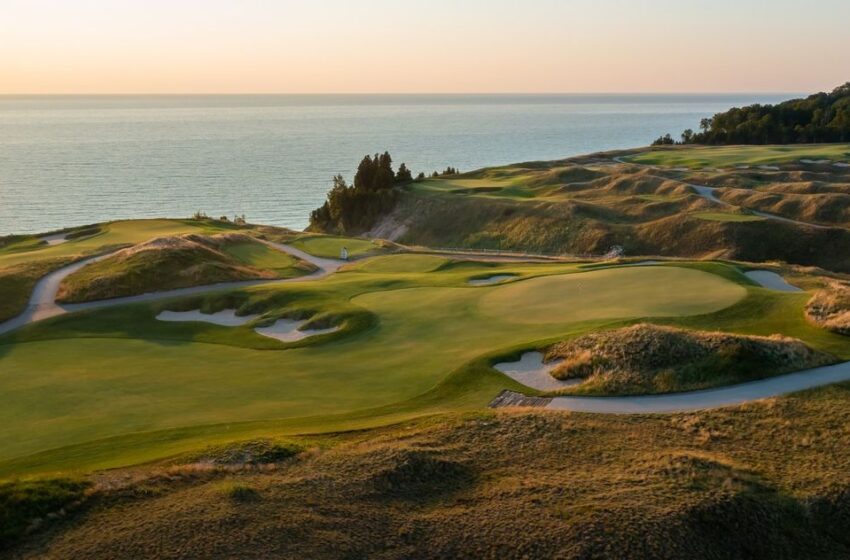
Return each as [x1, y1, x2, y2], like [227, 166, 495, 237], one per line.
[0, 478, 89, 546]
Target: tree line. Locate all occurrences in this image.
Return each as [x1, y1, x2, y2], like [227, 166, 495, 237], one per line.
[309, 152, 458, 233]
[653, 82, 850, 146]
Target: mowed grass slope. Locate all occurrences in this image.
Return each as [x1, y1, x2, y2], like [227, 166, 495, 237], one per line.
[0, 257, 845, 477]
[288, 234, 387, 259]
[629, 143, 850, 169]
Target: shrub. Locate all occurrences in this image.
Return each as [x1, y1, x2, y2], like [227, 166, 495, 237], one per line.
[0, 478, 89, 546]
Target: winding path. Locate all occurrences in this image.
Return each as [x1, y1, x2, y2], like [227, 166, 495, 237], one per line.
[543, 360, 850, 414]
[0, 242, 345, 336]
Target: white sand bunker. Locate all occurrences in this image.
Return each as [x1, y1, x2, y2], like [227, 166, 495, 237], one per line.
[468, 275, 516, 286]
[835, 163, 850, 168]
[255, 318, 339, 342]
[156, 309, 260, 326]
[40, 233, 68, 246]
[758, 165, 780, 171]
[745, 270, 802, 292]
[494, 351, 580, 392]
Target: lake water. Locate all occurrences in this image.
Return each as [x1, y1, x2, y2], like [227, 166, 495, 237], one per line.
[0, 94, 790, 235]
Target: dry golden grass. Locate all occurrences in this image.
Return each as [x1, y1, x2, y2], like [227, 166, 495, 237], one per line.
[545, 323, 834, 395]
[807, 281, 850, 334]
[56, 233, 313, 303]
[11, 385, 850, 559]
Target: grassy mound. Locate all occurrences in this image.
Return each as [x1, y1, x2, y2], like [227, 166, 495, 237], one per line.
[807, 281, 850, 334]
[0, 258, 75, 323]
[11, 394, 850, 559]
[56, 233, 315, 303]
[546, 323, 834, 395]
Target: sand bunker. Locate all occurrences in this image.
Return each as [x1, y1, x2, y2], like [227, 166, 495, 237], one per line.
[745, 270, 801, 292]
[835, 163, 850, 168]
[40, 233, 68, 246]
[254, 318, 339, 342]
[467, 275, 516, 286]
[156, 309, 260, 326]
[494, 351, 580, 392]
[758, 165, 780, 171]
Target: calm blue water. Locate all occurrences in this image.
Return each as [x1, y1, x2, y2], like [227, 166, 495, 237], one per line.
[0, 94, 791, 235]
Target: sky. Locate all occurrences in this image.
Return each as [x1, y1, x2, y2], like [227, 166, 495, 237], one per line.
[2, 0, 849, 94]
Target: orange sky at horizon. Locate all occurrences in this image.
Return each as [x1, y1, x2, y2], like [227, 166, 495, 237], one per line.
[2, 0, 849, 95]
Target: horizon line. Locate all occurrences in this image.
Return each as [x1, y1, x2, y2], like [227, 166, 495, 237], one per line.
[0, 91, 803, 97]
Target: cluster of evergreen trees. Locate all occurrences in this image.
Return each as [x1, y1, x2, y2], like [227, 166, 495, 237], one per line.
[654, 83, 850, 146]
[310, 152, 449, 233]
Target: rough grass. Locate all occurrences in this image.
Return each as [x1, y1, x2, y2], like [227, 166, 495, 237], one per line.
[11, 387, 850, 558]
[0, 478, 89, 548]
[806, 280, 850, 334]
[0, 258, 75, 323]
[546, 323, 835, 395]
[360, 152, 850, 272]
[0, 219, 280, 323]
[56, 233, 314, 303]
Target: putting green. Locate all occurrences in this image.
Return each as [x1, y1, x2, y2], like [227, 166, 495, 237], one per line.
[353, 254, 448, 273]
[479, 266, 746, 323]
[289, 235, 383, 259]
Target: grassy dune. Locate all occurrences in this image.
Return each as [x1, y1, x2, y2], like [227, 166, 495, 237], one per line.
[0, 219, 258, 321]
[56, 233, 314, 303]
[547, 323, 834, 395]
[11, 387, 850, 558]
[364, 157, 850, 272]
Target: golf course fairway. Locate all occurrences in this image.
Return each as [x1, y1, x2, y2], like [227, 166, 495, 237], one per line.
[0, 258, 820, 476]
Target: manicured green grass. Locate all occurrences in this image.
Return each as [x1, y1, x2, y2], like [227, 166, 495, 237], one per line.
[478, 267, 746, 323]
[350, 253, 449, 273]
[289, 235, 385, 259]
[692, 212, 766, 223]
[637, 194, 685, 202]
[219, 240, 305, 275]
[0, 257, 844, 478]
[629, 144, 850, 169]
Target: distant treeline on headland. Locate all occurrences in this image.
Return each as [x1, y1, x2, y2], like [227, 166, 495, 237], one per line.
[653, 82, 850, 146]
[309, 152, 457, 233]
